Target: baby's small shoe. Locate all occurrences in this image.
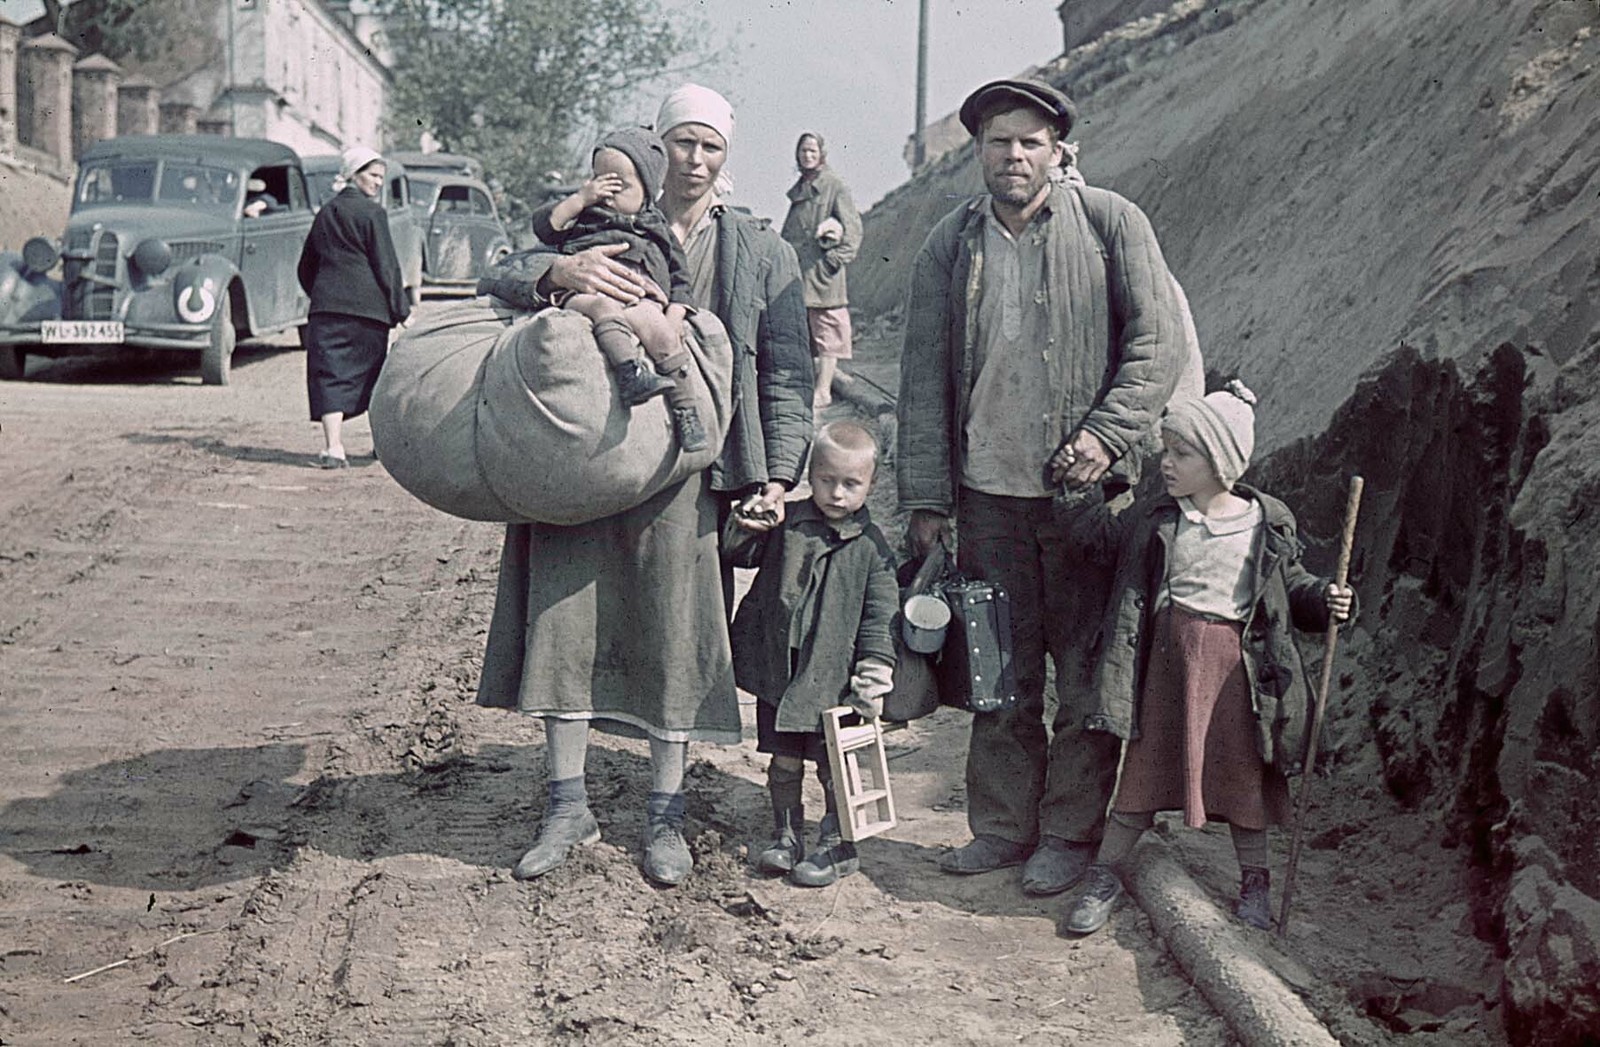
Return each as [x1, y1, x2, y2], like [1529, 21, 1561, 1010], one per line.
[672, 404, 708, 453]
[614, 358, 675, 406]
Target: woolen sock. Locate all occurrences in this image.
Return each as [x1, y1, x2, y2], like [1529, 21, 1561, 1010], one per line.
[1096, 810, 1155, 866]
[1229, 825, 1270, 870]
[592, 316, 641, 369]
[646, 790, 685, 826]
[767, 762, 804, 816]
[547, 775, 587, 817]
[815, 762, 839, 816]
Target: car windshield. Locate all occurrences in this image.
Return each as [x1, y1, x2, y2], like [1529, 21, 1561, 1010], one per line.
[409, 176, 438, 205]
[75, 159, 241, 215]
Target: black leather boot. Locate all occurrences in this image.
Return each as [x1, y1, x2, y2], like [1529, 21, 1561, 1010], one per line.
[756, 805, 806, 875]
[671, 404, 708, 453]
[614, 358, 676, 406]
[789, 812, 859, 887]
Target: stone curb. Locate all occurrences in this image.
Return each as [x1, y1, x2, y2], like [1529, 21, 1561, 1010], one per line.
[1125, 839, 1339, 1047]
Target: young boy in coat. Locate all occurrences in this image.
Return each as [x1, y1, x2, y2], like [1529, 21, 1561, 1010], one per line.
[725, 421, 898, 886]
[1060, 381, 1355, 934]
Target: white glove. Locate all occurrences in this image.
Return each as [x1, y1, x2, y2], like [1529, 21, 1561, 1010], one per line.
[847, 658, 894, 720]
[816, 217, 844, 247]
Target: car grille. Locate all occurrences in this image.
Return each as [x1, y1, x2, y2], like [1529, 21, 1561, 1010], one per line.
[170, 240, 225, 263]
[62, 230, 121, 321]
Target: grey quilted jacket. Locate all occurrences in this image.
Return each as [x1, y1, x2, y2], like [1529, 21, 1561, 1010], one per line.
[896, 182, 1184, 513]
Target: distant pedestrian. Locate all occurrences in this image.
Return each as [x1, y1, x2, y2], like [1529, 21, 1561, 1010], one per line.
[1061, 382, 1355, 935]
[780, 132, 862, 410]
[296, 145, 410, 468]
[725, 421, 897, 887]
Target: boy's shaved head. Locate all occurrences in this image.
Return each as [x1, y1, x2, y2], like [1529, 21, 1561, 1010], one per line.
[812, 420, 879, 471]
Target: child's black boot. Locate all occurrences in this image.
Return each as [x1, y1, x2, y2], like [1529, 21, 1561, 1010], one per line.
[789, 812, 859, 887]
[1063, 863, 1123, 935]
[614, 358, 675, 406]
[1236, 865, 1272, 929]
[756, 805, 805, 874]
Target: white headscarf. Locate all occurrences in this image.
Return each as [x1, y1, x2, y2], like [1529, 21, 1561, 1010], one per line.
[656, 84, 737, 197]
[333, 144, 384, 191]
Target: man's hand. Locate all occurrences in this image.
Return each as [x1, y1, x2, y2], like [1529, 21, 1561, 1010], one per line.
[1049, 429, 1113, 487]
[578, 172, 624, 208]
[1326, 583, 1354, 623]
[906, 509, 950, 557]
[547, 243, 660, 306]
[735, 482, 788, 533]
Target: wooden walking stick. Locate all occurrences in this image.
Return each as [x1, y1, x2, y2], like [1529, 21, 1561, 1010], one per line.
[1278, 474, 1363, 938]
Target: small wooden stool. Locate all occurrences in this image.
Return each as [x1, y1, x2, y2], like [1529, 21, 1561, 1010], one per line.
[822, 707, 896, 842]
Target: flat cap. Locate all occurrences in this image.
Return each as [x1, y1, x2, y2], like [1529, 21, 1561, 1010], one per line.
[958, 77, 1078, 138]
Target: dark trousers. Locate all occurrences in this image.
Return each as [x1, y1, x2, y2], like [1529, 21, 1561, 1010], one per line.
[956, 487, 1123, 846]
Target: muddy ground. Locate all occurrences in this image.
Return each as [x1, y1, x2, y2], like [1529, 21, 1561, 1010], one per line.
[0, 305, 1501, 1045]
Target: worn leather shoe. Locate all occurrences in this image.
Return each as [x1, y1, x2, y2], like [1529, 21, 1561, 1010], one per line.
[756, 805, 805, 875]
[512, 806, 600, 880]
[790, 813, 859, 887]
[1236, 866, 1272, 929]
[1021, 835, 1094, 896]
[938, 833, 1031, 874]
[1063, 863, 1123, 935]
[642, 817, 693, 886]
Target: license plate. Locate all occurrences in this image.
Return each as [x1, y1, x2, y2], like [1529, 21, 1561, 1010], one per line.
[41, 320, 125, 344]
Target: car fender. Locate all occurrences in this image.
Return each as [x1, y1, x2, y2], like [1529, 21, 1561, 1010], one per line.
[169, 255, 241, 331]
[0, 251, 63, 328]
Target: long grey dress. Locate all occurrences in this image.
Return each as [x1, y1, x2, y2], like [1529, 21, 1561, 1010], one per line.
[475, 473, 740, 745]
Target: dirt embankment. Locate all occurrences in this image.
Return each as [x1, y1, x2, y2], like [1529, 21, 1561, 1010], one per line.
[0, 161, 71, 252]
[851, 0, 1600, 1042]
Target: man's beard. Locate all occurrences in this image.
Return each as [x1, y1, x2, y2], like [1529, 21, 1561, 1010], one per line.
[985, 168, 1047, 207]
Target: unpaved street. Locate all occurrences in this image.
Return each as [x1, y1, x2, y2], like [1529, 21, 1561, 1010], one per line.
[0, 307, 1227, 1045]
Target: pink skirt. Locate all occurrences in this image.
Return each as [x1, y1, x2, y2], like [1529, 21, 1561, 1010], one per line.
[806, 306, 853, 359]
[1112, 606, 1291, 830]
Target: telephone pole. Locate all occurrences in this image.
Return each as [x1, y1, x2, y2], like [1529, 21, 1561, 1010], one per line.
[912, 0, 928, 168]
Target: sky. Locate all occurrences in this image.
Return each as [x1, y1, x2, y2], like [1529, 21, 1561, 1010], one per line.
[0, 0, 1067, 223]
[622, 0, 1066, 224]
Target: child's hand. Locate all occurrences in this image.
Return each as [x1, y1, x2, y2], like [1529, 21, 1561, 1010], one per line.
[734, 484, 787, 532]
[578, 172, 625, 207]
[847, 690, 883, 720]
[1326, 583, 1353, 623]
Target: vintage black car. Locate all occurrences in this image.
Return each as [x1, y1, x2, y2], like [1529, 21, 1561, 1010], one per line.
[302, 153, 425, 306]
[0, 135, 315, 384]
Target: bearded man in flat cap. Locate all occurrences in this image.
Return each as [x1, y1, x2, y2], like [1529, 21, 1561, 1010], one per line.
[897, 78, 1185, 894]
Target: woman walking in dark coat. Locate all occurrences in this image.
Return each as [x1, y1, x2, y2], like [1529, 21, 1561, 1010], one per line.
[297, 145, 410, 468]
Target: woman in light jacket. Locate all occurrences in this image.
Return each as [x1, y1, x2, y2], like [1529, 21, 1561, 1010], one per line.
[780, 132, 862, 410]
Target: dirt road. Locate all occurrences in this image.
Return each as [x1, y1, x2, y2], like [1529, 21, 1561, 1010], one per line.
[0, 306, 1228, 1045]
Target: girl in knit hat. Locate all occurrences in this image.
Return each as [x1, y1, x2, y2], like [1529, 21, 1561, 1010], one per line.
[1062, 380, 1355, 935]
[529, 126, 707, 452]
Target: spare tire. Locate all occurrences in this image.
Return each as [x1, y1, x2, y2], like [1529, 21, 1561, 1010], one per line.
[370, 299, 734, 526]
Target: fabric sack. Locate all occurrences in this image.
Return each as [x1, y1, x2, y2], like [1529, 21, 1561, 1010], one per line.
[370, 298, 734, 526]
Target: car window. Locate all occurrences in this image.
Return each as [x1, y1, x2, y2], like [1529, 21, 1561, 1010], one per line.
[284, 167, 310, 211]
[469, 188, 493, 216]
[410, 176, 437, 208]
[158, 162, 240, 214]
[76, 160, 158, 207]
[388, 175, 408, 210]
[305, 169, 338, 208]
[438, 185, 472, 213]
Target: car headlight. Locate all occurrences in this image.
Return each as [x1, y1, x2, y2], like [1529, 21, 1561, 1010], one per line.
[132, 238, 173, 277]
[21, 237, 58, 276]
[175, 276, 219, 324]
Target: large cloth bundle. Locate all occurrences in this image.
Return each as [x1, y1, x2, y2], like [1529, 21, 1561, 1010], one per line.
[370, 299, 734, 526]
